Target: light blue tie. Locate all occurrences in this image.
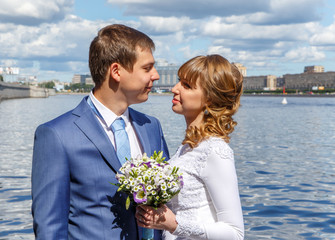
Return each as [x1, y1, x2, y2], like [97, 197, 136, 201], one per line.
[111, 118, 131, 165]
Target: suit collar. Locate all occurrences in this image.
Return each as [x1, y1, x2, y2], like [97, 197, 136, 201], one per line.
[129, 108, 152, 155]
[72, 97, 121, 172]
[88, 92, 131, 129]
[72, 98, 153, 172]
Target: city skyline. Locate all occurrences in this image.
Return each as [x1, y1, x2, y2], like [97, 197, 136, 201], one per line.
[0, 0, 335, 83]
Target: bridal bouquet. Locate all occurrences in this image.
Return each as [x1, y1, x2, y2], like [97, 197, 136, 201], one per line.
[115, 151, 183, 210]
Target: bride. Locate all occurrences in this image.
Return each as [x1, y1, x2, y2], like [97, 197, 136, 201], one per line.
[136, 54, 244, 240]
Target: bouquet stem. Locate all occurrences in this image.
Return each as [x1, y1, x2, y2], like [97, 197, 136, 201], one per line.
[142, 227, 154, 240]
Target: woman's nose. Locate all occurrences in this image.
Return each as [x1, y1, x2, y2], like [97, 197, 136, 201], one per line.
[171, 82, 180, 93]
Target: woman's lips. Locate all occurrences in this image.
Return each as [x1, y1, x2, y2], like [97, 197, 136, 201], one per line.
[172, 98, 179, 104]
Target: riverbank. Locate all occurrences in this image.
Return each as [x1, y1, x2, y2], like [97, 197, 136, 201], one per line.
[58, 91, 335, 98]
[56, 91, 173, 96]
[0, 82, 55, 101]
[243, 93, 335, 97]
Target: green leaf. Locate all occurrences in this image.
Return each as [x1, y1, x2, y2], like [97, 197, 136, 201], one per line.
[126, 196, 130, 210]
[158, 151, 163, 159]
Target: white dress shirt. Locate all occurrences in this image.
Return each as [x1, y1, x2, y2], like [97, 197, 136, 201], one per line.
[89, 91, 143, 159]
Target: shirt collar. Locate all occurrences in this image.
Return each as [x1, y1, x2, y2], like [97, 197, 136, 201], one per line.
[89, 91, 130, 128]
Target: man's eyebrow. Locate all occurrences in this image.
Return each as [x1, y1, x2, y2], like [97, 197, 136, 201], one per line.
[141, 61, 155, 67]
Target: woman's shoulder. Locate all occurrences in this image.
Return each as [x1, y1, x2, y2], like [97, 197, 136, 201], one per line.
[175, 137, 233, 162]
[197, 137, 233, 160]
[198, 137, 232, 150]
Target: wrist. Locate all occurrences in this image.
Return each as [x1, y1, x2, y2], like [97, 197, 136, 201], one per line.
[168, 218, 178, 234]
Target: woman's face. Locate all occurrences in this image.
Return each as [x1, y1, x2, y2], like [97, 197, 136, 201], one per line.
[171, 77, 206, 126]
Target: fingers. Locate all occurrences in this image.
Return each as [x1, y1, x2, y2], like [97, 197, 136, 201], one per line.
[136, 215, 148, 226]
[137, 205, 154, 213]
[136, 206, 152, 226]
[136, 205, 176, 232]
[135, 210, 146, 225]
[135, 205, 169, 226]
[136, 205, 154, 220]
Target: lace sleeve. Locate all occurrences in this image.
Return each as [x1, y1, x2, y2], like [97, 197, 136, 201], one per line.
[172, 216, 207, 239]
[201, 142, 244, 240]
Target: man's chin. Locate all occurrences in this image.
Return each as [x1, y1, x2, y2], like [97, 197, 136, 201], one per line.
[131, 94, 149, 105]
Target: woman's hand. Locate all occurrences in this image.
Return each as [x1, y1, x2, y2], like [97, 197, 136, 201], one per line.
[135, 204, 178, 233]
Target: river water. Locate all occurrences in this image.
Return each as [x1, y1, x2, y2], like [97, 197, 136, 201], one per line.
[0, 94, 334, 239]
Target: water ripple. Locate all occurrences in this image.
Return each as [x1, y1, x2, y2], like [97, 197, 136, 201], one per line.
[1, 95, 335, 239]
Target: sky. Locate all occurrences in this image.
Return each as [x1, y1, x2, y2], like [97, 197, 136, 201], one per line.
[0, 0, 335, 82]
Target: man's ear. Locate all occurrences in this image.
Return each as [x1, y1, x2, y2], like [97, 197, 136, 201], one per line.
[110, 63, 121, 82]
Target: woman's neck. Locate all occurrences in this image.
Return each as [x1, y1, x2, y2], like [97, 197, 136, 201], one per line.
[185, 112, 204, 128]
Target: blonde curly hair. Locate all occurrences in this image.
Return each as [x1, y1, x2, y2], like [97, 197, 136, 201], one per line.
[179, 55, 243, 148]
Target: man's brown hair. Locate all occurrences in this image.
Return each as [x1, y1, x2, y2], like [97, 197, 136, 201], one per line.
[89, 24, 155, 89]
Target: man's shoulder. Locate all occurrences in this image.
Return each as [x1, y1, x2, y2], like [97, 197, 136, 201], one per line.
[128, 107, 159, 123]
[44, 109, 74, 126]
[39, 97, 88, 129]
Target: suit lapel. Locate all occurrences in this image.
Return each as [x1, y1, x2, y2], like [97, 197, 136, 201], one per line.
[129, 108, 152, 155]
[72, 97, 121, 173]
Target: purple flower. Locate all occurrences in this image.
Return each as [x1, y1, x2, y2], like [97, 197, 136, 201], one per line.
[141, 162, 152, 168]
[133, 185, 147, 204]
[179, 176, 184, 188]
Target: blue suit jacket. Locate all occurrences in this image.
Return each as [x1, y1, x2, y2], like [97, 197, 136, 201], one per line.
[31, 96, 169, 239]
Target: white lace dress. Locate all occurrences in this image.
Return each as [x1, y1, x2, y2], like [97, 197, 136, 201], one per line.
[163, 137, 244, 240]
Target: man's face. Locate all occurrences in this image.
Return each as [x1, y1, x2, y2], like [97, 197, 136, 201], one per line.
[119, 47, 159, 105]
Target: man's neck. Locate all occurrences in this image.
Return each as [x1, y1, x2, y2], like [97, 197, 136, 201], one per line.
[93, 87, 128, 116]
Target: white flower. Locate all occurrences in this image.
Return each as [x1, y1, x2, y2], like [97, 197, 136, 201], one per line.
[114, 151, 183, 209]
[163, 166, 173, 175]
[161, 183, 167, 191]
[162, 191, 169, 198]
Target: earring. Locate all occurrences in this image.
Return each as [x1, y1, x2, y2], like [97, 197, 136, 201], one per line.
[204, 109, 209, 115]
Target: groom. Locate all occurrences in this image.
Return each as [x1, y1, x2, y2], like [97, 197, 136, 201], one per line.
[31, 24, 169, 239]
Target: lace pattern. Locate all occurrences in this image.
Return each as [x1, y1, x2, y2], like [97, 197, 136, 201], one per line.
[165, 137, 234, 239]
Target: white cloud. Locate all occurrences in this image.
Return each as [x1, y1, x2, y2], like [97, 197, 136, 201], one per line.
[208, 46, 232, 57]
[0, 14, 119, 82]
[202, 17, 311, 41]
[0, 0, 334, 82]
[107, 0, 323, 24]
[0, 0, 74, 25]
[108, 0, 152, 3]
[256, 0, 324, 24]
[285, 46, 326, 62]
[0, 15, 97, 59]
[178, 46, 204, 60]
[139, 16, 192, 34]
[0, 59, 18, 67]
[310, 21, 335, 46]
[108, 0, 270, 19]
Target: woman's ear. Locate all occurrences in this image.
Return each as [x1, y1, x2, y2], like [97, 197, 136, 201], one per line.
[109, 63, 121, 82]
